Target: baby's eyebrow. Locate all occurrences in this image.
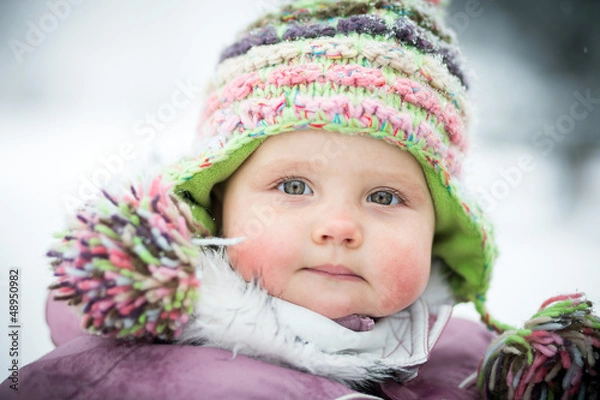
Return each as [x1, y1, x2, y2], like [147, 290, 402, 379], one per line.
[251, 159, 313, 183]
[258, 159, 312, 172]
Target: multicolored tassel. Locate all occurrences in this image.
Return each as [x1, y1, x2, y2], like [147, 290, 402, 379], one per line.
[479, 293, 600, 399]
[48, 176, 206, 341]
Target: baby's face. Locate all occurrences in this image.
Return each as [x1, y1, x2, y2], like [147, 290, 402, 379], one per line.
[221, 131, 435, 319]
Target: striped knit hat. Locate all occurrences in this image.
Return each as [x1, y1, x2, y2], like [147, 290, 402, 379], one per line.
[165, 0, 498, 325]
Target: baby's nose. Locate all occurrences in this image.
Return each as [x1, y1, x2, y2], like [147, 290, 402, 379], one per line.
[311, 213, 363, 248]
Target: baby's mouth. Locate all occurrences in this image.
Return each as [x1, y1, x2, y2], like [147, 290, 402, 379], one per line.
[305, 264, 365, 281]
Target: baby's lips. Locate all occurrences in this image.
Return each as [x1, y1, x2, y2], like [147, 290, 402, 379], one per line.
[310, 263, 356, 275]
[305, 264, 365, 281]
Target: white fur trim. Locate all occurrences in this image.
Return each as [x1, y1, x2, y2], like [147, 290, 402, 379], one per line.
[177, 248, 454, 387]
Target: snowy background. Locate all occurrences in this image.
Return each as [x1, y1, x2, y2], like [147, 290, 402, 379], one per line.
[0, 0, 599, 369]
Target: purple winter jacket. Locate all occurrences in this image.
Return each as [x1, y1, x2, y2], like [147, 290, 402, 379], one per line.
[0, 296, 494, 400]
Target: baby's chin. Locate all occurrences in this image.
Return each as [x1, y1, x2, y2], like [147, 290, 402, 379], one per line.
[265, 282, 409, 320]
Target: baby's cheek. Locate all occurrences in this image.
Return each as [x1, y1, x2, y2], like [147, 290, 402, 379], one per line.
[227, 235, 286, 279]
[227, 242, 266, 282]
[375, 255, 431, 314]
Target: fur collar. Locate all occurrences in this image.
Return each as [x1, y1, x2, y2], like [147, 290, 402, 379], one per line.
[176, 246, 454, 388]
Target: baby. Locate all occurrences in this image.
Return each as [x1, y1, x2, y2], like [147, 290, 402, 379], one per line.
[173, 128, 460, 391]
[164, 0, 498, 394]
[14, 0, 597, 399]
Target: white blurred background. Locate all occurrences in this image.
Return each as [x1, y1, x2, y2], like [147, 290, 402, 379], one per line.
[0, 0, 598, 369]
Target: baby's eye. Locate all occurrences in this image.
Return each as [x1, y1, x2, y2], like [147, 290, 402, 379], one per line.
[277, 180, 313, 195]
[367, 191, 401, 205]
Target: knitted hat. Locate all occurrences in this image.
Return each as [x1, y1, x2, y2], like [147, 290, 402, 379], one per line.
[165, 0, 498, 318]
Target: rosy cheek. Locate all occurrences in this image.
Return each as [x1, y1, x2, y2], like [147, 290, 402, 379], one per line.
[374, 250, 431, 314]
[227, 243, 265, 282]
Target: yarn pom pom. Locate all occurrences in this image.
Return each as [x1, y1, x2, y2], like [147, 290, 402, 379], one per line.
[479, 293, 600, 399]
[48, 177, 207, 341]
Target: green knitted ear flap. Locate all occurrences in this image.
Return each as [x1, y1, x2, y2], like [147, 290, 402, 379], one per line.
[415, 152, 494, 301]
[173, 139, 265, 235]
